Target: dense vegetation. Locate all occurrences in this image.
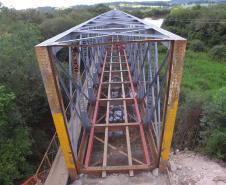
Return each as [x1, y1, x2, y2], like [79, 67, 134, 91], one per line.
[0, 3, 110, 185]
[163, 5, 226, 160]
[0, 2, 225, 184]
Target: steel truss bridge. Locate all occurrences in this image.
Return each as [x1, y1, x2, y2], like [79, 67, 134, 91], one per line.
[28, 10, 186, 184]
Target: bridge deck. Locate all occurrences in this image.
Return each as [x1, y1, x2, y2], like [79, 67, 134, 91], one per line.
[81, 38, 154, 177]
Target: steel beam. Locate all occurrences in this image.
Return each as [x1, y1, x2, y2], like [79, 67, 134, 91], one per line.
[159, 40, 187, 170]
[35, 46, 78, 180]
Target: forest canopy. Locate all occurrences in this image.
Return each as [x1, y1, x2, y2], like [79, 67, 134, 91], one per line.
[0, 4, 111, 184]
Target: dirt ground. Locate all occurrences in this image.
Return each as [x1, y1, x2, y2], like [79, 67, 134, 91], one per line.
[72, 151, 226, 185]
[169, 150, 226, 185]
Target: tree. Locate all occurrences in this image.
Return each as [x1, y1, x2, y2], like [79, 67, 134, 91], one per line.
[0, 22, 52, 162]
[163, 5, 226, 47]
[91, 4, 111, 15]
[0, 22, 48, 125]
[0, 86, 32, 185]
[40, 16, 75, 38]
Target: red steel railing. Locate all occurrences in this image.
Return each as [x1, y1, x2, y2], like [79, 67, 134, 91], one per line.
[21, 133, 59, 185]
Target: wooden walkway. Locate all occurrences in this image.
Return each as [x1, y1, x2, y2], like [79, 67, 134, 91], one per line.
[82, 38, 153, 177]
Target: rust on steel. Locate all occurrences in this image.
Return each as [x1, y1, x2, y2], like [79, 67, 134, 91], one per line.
[35, 46, 78, 179]
[159, 40, 187, 170]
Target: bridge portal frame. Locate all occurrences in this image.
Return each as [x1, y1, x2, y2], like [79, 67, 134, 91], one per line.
[35, 10, 186, 179]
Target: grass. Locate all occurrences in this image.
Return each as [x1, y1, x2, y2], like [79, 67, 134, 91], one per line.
[173, 50, 226, 153]
[182, 50, 226, 93]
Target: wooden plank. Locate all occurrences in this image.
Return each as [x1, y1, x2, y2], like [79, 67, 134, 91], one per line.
[146, 128, 158, 167]
[99, 98, 134, 106]
[78, 131, 89, 167]
[102, 43, 113, 177]
[102, 127, 108, 177]
[81, 164, 152, 173]
[104, 69, 128, 73]
[99, 98, 133, 101]
[95, 122, 139, 127]
[123, 49, 151, 165]
[102, 81, 130, 84]
[118, 44, 134, 177]
[94, 136, 144, 165]
[106, 62, 126, 64]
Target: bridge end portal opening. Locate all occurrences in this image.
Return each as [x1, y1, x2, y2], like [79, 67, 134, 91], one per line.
[35, 10, 186, 181]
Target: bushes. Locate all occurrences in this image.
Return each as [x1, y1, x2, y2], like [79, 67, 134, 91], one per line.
[144, 8, 170, 18]
[0, 4, 112, 183]
[173, 52, 226, 161]
[0, 19, 51, 183]
[189, 39, 205, 52]
[173, 90, 203, 150]
[209, 45, 226, 61]
[199, 88, 226, 160]
[40, 17, 75, 38]
[174, 87, 226, 161]
[205, 129, 226, 160]
[163, 5, 226, 47]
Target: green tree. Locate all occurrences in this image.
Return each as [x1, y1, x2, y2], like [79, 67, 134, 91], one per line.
[0, 22, 52, 162]
[40, 16, 75, 38]
[0, 22, 47, 125]
[163, 5, 226, 47]
[0, 86, 32, 185]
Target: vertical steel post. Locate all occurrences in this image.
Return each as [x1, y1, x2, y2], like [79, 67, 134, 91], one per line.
[69, 47, 73, 116]
[35, 46, 78, 180]
[160, 40, 187, 169]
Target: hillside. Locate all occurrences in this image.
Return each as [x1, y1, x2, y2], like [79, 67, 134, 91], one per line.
[171, 0, 226, 4]
[35, 0, 226, 13]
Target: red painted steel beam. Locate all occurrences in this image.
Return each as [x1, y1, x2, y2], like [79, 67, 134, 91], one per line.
[84, 51, 108, 167]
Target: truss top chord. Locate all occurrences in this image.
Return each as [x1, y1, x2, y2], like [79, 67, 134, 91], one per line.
[36, 10, 185, 48]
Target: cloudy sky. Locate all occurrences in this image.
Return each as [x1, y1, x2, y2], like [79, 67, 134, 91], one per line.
[1, 0, 168, 10]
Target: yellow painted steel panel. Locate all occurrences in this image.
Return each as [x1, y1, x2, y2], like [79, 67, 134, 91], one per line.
[52, 112, 76, 169]
[161, 99, 179, 160]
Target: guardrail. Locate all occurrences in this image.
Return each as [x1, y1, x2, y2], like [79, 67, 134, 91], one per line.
[21, 133, 59, 185]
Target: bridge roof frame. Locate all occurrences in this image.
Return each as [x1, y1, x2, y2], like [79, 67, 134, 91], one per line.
[36, 10, 185, 47]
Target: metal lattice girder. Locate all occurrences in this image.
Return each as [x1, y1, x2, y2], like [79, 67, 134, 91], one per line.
[36, 10, 185, 47]
[35, 10, 186, 178]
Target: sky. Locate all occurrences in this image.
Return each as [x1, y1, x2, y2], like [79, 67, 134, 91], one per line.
[1, 0, 168, 10]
